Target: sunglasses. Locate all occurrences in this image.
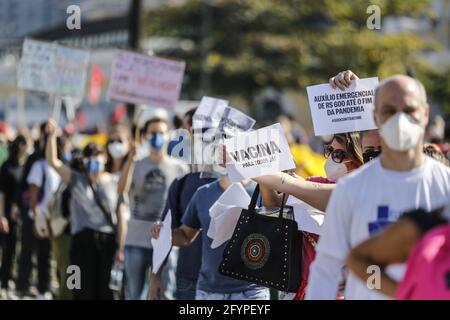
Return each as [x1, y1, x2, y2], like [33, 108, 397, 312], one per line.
[108, 138, 123, 144]
[323, 145, 349, 164]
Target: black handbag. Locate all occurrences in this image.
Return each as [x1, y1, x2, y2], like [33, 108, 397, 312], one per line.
[219, 184, 302, 292]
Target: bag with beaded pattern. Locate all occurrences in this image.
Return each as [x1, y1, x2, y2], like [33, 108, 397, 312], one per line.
[219, 185, 302, 292]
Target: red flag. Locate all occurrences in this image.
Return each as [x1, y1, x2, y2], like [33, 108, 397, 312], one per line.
[88, 65, 104, 105]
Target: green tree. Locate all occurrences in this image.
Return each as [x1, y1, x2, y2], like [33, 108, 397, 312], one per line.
[144, 0, 447, 110]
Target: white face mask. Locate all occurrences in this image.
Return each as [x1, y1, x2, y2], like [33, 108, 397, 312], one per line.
[324, 156, 348, 182]
[108, 142, 128, 159]
[379, 112, 423, 152]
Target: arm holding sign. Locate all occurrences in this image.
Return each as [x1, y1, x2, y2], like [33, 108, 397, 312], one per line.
[152, 196, 201, 247]
[254, 173, 334, 212]
[46, 119, 71, 183]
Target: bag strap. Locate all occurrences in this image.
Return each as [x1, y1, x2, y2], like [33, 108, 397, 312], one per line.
[248, 184, 260, 211]
[82, 170, 116, 231]
[249, 184, 287, 221]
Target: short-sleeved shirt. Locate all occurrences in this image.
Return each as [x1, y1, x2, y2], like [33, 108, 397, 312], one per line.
[125, 156, 188, 249]
[26, 159, 61, 214]
[163, 172, 216, 281]
[69, 171, 118, 235]
[182, 180, 266, 294]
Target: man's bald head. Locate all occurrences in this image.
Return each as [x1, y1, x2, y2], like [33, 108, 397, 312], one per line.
[374, 75, 427, 111]
[373, 74, 429, 141]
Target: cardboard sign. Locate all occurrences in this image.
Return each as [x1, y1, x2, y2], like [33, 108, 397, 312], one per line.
[224, 123, 295, 182]
[17, 39, 90, 97]
[306, 77, 379, 136]
[107, 50, 185, 109]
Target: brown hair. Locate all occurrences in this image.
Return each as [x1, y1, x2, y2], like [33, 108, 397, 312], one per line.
[82, 143, 105, 158]
[423, 143, 449, 166]
[143, 117, 169, 132]
[324, 132, 364, 167]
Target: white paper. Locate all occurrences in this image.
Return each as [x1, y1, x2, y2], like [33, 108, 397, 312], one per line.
[207, 183, 251, 239]
[286, 196, 325, 234]
[306, 77, 379, 136]
[218, 106, 256, 137]
[224, 123, 296, 183]
[193, 96, 229, 130]
[151, 211, 172, 274]
[211, 207, 243, 249]
[193, 97, 255, 135]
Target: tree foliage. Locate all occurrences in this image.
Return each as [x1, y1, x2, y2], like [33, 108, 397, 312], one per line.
[144, 0, 449, 111]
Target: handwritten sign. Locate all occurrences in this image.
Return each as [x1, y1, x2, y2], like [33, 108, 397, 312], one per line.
[224, 123, 295, 182]
[17, 39, 90, 97]
[107, 50, 185, 109]
[306, 77, 379, 136]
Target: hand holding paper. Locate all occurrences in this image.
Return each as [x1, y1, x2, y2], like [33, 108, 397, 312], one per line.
[306, 77, 379, 136]
[151, 211, 172, 274]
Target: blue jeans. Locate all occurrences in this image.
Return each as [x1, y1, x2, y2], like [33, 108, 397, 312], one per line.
[176, 277, 197, 300]
[195, 288, 270, 300]
[124, 246, 153, 300]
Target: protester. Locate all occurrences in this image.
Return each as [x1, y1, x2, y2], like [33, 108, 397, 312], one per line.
[16, 123, 59, 300]
[346, 148, 450, 299]
[152, 175, 270, 300]
[149, 109, 217, 300]
[0, 135, 27, 298]
[46, 118, 125, 300]
[106, 124, 131, 176]
[306, 73, 450, 300]
[118, 117, 188, 300]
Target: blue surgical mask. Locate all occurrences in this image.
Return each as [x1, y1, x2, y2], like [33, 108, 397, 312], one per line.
[149, 133, 165, 151]
[63, 151, 72, 162]
[85, 157, 104, 175]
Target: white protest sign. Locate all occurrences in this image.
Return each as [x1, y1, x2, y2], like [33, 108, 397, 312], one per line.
[17, 39, 55, 93]
[17, 39, 90, 98]
[107, 50, 185, 110]
[306, 77, 379, 136]
[224, 123, 295, 183]
[151, 211, 172, 274]
[286, 196, 324, 234]
[53, 45, 90, 97]
[193, 96, 229, 130]
[218, 106, 256, 137]
[192, 97, 255, 168]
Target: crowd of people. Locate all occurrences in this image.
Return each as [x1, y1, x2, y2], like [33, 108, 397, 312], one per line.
[0, 69, 449, 300]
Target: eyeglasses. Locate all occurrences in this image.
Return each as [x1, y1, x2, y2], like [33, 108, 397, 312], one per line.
[323, 145, 348, 164]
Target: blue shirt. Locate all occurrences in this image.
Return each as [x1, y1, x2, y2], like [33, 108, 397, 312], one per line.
[182, 180, 264, 294]
[163, 172, 216, 281]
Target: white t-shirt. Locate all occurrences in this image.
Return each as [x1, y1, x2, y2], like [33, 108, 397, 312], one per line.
[26, 159, 61, 214]
[306, 156, 450, 300]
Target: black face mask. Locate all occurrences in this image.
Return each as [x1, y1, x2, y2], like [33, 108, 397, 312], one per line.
[363, 149, 381, 163]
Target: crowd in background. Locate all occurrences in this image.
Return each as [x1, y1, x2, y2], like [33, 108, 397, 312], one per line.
[0, 70, 449, 300]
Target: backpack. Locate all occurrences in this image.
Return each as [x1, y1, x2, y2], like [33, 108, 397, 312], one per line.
[396, 224, 450, 300]
[43, 182, 70, 239]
